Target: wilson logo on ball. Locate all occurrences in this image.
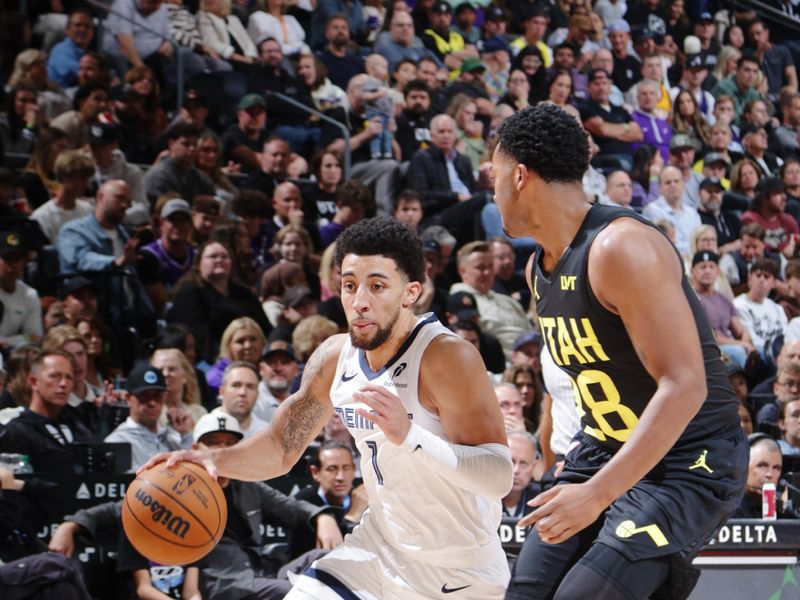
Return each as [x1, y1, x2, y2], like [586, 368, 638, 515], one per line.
[134, 488, 191, 539]
[172, 473, 197, 496]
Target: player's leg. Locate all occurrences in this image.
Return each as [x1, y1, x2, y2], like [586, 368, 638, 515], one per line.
[552, 543, 670, 600]
[504, 520, 600, 600]
[285, 516, 383, 600]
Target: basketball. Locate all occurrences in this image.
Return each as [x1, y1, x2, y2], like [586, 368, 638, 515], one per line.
[122, 461, 227, 565]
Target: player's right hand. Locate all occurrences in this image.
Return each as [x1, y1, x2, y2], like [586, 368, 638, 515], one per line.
[136, 449, 218, 480]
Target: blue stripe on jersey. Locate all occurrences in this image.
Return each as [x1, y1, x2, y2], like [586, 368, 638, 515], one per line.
[358, 313, 438, 380]
[305, 567, 362, 600]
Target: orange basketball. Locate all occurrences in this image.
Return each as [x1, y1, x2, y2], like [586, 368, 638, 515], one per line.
[122, 461, 227, 565]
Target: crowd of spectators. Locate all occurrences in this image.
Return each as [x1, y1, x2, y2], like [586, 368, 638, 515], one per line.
[1, 0, 800, 596]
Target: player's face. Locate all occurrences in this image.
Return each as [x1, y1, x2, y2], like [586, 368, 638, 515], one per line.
[312, 448, 356, 503]
[221, 367, 259, 420]
[746, 444, 782, 494]
[341, 254, 420, 351]
[508, 435, 536, 493]
[491, 146, 528, 238]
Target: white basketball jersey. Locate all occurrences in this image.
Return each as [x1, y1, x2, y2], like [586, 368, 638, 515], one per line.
[329, 313, 504, 569]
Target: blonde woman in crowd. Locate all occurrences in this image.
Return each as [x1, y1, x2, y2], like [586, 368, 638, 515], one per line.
[151, 347, 207, 428]
[206, 316, 266, 392]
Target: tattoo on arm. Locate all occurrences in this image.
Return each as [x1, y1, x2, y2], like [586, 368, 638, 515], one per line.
[279, 337, 334, 454]
[281, 389, 326, 453]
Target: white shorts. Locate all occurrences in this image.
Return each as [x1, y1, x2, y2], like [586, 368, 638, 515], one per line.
[285, 515, 509, 600]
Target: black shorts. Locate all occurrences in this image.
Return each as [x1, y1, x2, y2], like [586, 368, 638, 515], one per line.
[507, 425, 748, 599]
[559, 425, 748, 562]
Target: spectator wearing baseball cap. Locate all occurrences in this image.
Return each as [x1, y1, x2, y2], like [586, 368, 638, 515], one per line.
[87, 122, 150, 228]
[105, 362, 193, 472]
[453, 2, 480, 45]
[690, 249, 754, 368]
[740, 122, 783, 178]
[0, 229, 43, 348]
[693, 12, 720, 57]
[698, 152, 731, 189]
[220, 93, 269, 174]
[581, 67, 643, 163]
[697, 177, 741, 250]
[482, 35, 511, 103]
[143, 123, 215, 206]
[190, 194, 221, 246]
[138, 198, 196, 301]
[421, 1, 474, 72]
[741, 177, 799, 254]
[666, 133, 705, 208]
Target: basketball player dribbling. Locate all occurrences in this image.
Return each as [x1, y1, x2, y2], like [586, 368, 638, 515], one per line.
[492, 105, 747, 600]
[142, 217, 513, 599]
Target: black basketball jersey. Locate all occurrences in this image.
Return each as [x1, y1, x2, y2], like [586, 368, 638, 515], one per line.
[532, 204, 739, 453]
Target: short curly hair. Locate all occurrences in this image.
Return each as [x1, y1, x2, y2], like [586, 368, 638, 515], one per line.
[495, 104, 589, 183]
[334, 217, 426, 283]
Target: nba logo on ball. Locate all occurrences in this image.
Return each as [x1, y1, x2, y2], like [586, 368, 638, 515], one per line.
[172, 472, 197, 495]
[123, 462, 227, 565]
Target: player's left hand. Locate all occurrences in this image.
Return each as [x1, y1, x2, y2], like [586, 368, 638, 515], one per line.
[354, 384, 411, 445]
[315, 513, 344, 549]
[519, 482, 607, 544]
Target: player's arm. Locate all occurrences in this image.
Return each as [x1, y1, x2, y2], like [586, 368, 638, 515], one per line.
[355, 336, 512, 499]
[527, 219, 708, 541]
[588, 220, 707, 496]
[140, 335, 344, 480]
[212, 335, 342, 480]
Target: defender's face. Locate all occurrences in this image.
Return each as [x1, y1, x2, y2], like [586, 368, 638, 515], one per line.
[341, 254, 415, 351]
[491, 145, 525, 238]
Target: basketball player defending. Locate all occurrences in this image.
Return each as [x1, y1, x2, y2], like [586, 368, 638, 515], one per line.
[141, 217, 513, 599]
[492, 104, 747, 600]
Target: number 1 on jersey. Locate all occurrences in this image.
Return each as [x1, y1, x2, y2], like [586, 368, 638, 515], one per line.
[366, 440, 384, 485]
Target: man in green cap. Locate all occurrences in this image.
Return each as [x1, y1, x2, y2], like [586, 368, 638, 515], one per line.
[221, 93, 269, 173]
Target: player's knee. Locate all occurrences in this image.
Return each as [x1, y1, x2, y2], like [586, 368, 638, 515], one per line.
[552, 562, 635, 600]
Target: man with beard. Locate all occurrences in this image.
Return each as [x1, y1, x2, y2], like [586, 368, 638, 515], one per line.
[395, 79, 434, 162]
[697, 176, 741, 250]
[214, 361, 268, 438]
[57, 180, 136, 275]
[141, 217, 512, 598]
[57, 180, 156, 336]
[254, 342, 300, 422]
[317, 15, 365, 91]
